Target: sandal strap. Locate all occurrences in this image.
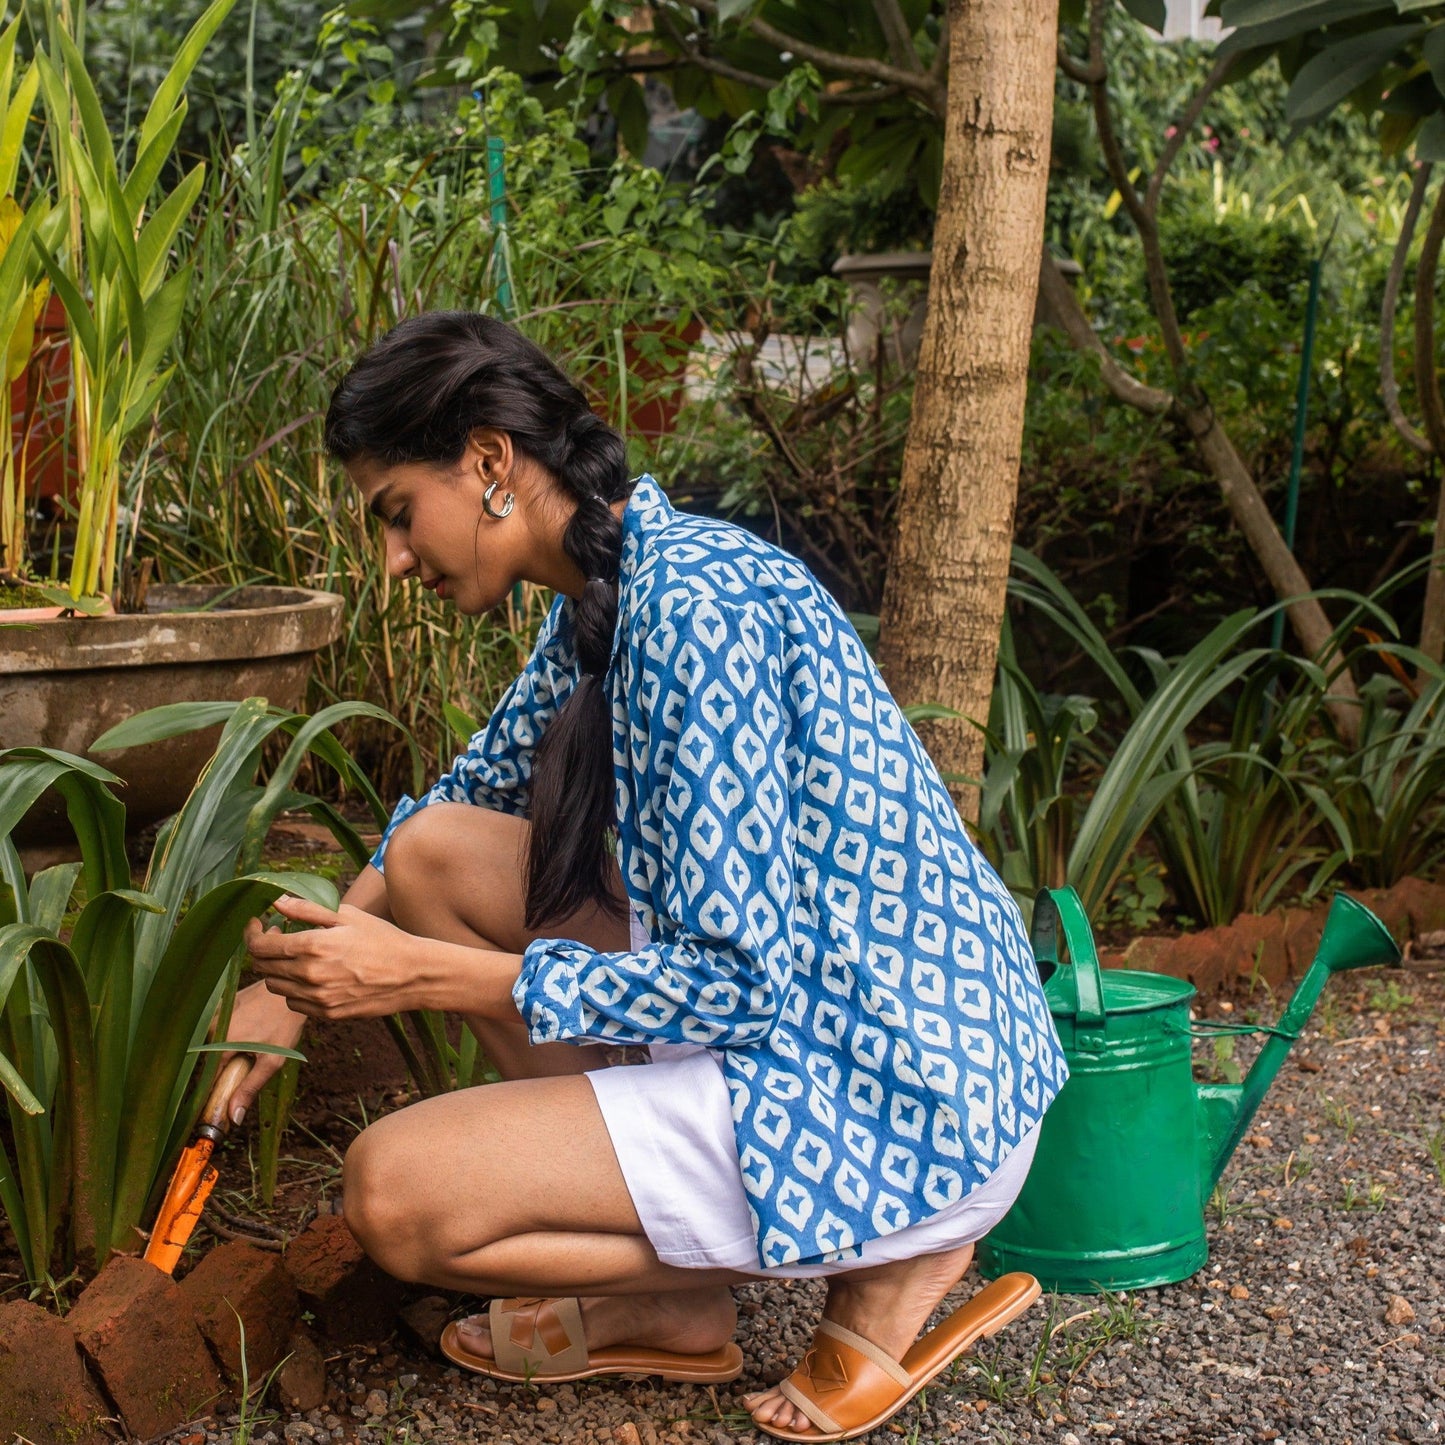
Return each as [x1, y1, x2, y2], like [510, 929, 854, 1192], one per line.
[489, 1296, 589, 1377]
[778, 1376, 843, 1435]
[814, 1319, 910, 1387]
[777, 1323, 913, 1436]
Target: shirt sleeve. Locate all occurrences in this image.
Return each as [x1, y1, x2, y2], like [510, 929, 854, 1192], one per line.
[370, 596, 579, 872]
[514, 594, 798, 1049]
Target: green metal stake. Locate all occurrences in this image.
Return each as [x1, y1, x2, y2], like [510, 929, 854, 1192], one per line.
[485, 130, 524, 619]
[486, 135, 513, 318]
[1269, 248, 1325, 653]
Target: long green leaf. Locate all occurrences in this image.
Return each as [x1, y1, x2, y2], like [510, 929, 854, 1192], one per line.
[136, 164, 205, 295]
[136, 0, 239, 160]
[0, 64, 40, 201]
[111, 873, 290, 1246]
[29, 935, 103, 1268]
[91, 700, 241, 752]
[120, 105, 185, 222]
[27, 865, 80, 935]
[0, 925, 53, 1115]
[1284, 24, 1425, 123]
[54, 27, 115, 179]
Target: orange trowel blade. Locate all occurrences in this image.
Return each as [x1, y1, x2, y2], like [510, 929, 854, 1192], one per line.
[143, 1054, 253, 1275]
[143, 1139, 218, 1273]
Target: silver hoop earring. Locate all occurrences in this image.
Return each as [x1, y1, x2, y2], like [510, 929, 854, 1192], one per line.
[482, 481, 515, 519]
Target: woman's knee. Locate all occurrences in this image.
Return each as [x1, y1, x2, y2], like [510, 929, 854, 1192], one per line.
[342, 1103, 510, 1280]
[382, 803, 524, 933]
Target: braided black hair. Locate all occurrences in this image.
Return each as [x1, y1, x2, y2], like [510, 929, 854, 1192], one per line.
[325, 312, 630, 928]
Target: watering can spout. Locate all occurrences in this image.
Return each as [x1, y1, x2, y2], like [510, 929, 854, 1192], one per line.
[1198, 894, 1401, 1201]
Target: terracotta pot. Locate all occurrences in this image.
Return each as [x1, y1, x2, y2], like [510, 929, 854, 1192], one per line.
[0, 583, 343, 852]
[10, 292, 75, 511]
[580, 316, 702, 440]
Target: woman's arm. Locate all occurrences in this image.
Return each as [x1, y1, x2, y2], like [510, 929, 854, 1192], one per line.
[243, 895, 524, 1022]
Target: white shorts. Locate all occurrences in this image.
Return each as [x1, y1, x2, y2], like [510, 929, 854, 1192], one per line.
[585, 915, 1041, 1278]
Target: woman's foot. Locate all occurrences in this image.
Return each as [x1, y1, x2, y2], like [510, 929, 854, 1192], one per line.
[743, 1243, 976, 1437]
[451, 1286, 737, 1364]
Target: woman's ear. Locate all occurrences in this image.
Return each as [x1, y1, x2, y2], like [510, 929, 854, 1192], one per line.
[468, 428, 514, 484]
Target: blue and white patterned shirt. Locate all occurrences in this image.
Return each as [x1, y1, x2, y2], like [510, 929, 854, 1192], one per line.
[373, 476, 1067, 1267]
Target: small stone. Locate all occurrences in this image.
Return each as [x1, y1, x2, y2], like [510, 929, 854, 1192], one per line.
[535, 1397, 558, 1412]
[1230, 1284, 1250, 1300]
[1385, 1295, 1416, 1325]
[277, 1329, 329, 1412]
[397, 1372, 418, 1389]
[284, 1424, 317, 1442]
[364, 1388, 389, 1417]
[1304, 1132, 1322, 1144]
[398, 1295, 452, 1351]
[1273, 1217, 1293, 1229]
[1264, 1306, 1288, 1321]
[615, 1424, 643, 1445]
[1245, 1132, 1273, 1148]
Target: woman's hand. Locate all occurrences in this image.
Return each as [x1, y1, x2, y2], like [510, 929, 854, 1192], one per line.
[222, 980, 308, 1125]
[244, 894, 425, 1021]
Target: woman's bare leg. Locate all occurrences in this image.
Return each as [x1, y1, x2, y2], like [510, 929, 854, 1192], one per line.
[380, 802, 629, 1080]
[343, 1072, 745, 1357]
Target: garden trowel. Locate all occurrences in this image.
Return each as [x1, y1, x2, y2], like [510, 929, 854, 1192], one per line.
[143, 1054, 253, 1274]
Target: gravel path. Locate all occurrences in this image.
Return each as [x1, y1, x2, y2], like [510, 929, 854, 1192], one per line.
[195, 954, 1444, 1445]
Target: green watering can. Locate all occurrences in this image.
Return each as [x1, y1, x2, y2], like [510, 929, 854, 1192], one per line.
[977, 886, 1402, 1293]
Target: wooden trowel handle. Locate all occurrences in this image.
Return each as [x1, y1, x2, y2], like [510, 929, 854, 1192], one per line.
[201, 1055, 255, 1132]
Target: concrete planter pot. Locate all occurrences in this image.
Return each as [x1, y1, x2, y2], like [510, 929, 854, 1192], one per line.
[0, 583, 344, 850]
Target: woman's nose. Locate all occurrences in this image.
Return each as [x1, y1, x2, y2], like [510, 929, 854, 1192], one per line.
[384, 532, 416, 580]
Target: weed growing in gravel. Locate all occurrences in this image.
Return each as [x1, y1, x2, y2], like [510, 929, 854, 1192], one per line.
[1339, 1175, 1388, 1211]
[1209, 1178, 1248, 1225]
[230, 1308, 289, 1445]
[1320, 1093, 1360, 1140]
[961, 1291, 1158, 1416]
[1367, 979, 1416, 1013]
[1317, 991, 1345, 1040]
[1425, 1125, 1445, 1188]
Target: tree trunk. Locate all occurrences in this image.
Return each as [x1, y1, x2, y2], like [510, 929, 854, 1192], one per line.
[876, 0, 1058, 822]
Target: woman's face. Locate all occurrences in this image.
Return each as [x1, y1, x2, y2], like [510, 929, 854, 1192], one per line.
[349, 447, 520, 616]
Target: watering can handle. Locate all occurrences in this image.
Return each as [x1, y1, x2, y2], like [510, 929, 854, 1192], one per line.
[1032, 887, 1108, 1034]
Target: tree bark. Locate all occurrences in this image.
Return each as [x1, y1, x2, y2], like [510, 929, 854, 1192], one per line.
[876, 0, 1059, 821]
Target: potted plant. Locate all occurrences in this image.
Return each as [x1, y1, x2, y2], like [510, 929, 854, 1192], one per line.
[0, 0, 344, 848]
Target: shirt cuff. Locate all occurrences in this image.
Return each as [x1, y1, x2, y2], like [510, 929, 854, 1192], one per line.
[514, 937, 613, 1044]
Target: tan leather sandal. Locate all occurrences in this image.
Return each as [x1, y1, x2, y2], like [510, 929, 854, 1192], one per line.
[758, 1272, 1043, 1442]
[439, 1295, 745, 1384]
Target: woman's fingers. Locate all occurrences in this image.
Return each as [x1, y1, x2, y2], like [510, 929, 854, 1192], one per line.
[272, 894, 343, 928]
[226, 1050, 285, 1123]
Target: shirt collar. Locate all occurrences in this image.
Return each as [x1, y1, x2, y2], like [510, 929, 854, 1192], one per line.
[609, 473, 671, 665]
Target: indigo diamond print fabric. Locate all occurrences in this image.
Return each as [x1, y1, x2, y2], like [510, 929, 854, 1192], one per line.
[373, 475, 1067, 1268]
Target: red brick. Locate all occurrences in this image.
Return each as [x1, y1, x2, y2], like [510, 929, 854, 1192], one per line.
[283, 1213, 405, 1345]
[1119, 935, 1177, 974]
[67, 1255, 223, 1440]
[180, 1241, 299, 1384]
[1227, 913, 1289, 989]
[1162, 931, 1229, 995]
[1352, 887, 1410, 944]
[1280, 905, 1327, 977]
[0, 1300, 113, 1445]
[1383, 876, 1445, 938]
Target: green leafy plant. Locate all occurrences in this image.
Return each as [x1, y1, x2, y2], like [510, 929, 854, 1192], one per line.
[977, 548, 1267, 917]
[0, 694, 406, 1286]
[31, 0, 237, 607]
